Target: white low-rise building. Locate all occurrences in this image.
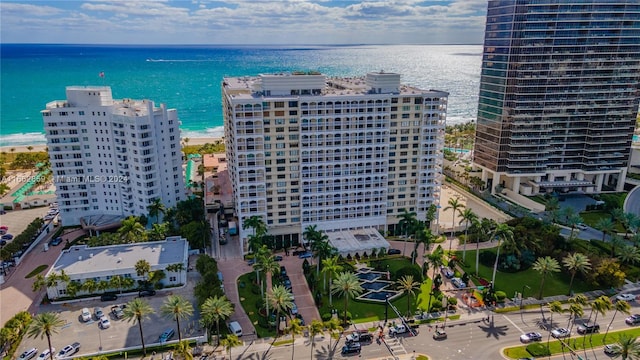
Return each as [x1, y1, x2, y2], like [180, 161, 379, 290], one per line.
[45, 236, 188, 300]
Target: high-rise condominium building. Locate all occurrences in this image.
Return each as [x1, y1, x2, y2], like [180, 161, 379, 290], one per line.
[474, 0, 640, 196]
[222, 72, 447, 252]
[43, 86, 185, 226]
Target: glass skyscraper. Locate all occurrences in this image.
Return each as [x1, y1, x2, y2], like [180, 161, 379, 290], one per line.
[473, 0, 640, 196]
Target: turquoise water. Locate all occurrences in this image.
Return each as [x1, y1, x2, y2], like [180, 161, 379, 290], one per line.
[0, 44, 482, 146]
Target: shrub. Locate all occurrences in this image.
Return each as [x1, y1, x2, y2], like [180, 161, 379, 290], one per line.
[430, 299, 442, 312]
[448, 297, 458, 305]
[527, 343, 550, 357]
[396, 265, 423, 283]
[321, 313, 333, 321]
[495, 291, 507, 301]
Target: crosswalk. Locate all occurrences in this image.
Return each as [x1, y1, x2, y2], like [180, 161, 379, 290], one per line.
[384, 335, 407, 358]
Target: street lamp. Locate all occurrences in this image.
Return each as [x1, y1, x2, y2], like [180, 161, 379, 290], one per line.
[520, 285, 530, 324]
[384, 294, 390, 325]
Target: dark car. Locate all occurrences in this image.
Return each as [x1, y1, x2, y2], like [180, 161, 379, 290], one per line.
[274, 255, 283, 261]
[341, 342, 361, 355]
[1, 234, 14, 240]
[139, 289, 156, 297]
[387, 249, 401, 255]
[50, 237, 63, 246]
[295, 314, 305, 326]
[298, 251, 313, 259]
[280, 266, 287, 277]
[100, 293, 118, 302]
[159, 328, 175, 342]
[577, 322, 600, 334]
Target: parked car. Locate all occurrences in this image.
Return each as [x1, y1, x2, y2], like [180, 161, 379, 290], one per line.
[441, 266, 454, 279]
[626, 314, 640, 325]
[50, 237, 63, 246]
[2, 234, 14, 240]
[280, 266, 287, 277]
[551, 328, 571, 338]
[94, 307, 104, 319]
[0, 225, 8, 231]
[273, 255, 283, 261]
[295, 314, 305, 326]
[283, 278, 292, 290]
[432, 329, 447, 340]
[138, 289, 156, 297]
[616, 293, 636, 302]
[520, 332, 542, 343]
[604, 344, 621, 355]
[389, 324, 409, 336]
[290, 303, 298, 315]
[19, 348, 38, 360]
[158, 328, 175, 342]
[100, 293, 118, 302]
[99, 316, 111, 329]
[111, 305, 125, 319]
[247, 258, 256, 266]
[37, 348, 55, 360]
[577, 322, 600, 334]
[346, 329, 373, 343]
[387, 249, 402, 255]
[80, 308, 91, 322]
[341, 342, 361, 355]
[451, 277, 466, 288]
[576, 223, 588, 230]
[56, 342, 80, 359]
[298, 251, 313, 259]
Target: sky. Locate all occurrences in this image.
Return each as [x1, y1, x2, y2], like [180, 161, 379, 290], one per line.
[0, 0, 488, 45]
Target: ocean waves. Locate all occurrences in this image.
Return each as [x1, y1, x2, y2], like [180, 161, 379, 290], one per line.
[0, 132, 47, 148]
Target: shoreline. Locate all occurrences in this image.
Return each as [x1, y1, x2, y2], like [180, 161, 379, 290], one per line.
[0, 136, 223, 154]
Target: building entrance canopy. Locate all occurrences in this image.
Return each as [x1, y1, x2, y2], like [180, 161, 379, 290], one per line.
[325, 228, 390, 257]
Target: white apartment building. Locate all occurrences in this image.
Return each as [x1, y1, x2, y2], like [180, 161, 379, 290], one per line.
[42, 86, 185, 227]
[222, 72, 448, 254]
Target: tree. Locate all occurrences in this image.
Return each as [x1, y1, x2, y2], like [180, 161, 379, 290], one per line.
[285, 318, 304, 360]
[324, 318, 343, 351]
[32, 274, 46, 292]
[135, 259, 151, 284]
[584, 296, 612, 355]
[398, 209, 417, 256]
[118, 216, 146, 243]
[148, 222, 169, 241]
[308, 319, 324, 359]
[396, 275, 420, 317]
[563, 252, 592, 296]
[532, 256, 561, 299]
[611, 334, 640, 360]
[426, 245, 445, 279]
[321, 256, 343, 306]
[490, 223, 514, 285]
[566, 213, 584, 240]
[592, 258, 626, 289]
[458, 208, 477, 263]
[605, 300, 631, 342]
[472, 218, 495, 276]
[596, 217, 615, 243]
[27, 313, 65, 360]
[123, 298, 154, 356]
[443, 197, 465, 253]
[200, 295, 233, 346]
[244, 215, 267, 237]
[220, 334, 242, 360]
[618, 245, 640, 265]
[267, 285, 294, 335]
[147, 198, 166, 225]
[547, 301, 563, 348]
[566, 302, 584, 335]
[331, 272, 364, 326]
[161, 295, 194, 342]
[173, 340, 193, 360]
[0, 183, 10, 196]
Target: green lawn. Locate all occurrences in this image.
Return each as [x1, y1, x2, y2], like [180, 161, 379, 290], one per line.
[580, 211, 626, 233]
[503, 328, 640, 359]
[236, 273, 276, 338]
[456, 249, 595, 299]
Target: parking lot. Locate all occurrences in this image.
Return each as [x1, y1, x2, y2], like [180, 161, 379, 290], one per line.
[0, 206, 52, 246]
[14, 260, 205, 359]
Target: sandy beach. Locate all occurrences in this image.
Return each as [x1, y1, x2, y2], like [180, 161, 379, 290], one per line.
[0, 137, 222, 154]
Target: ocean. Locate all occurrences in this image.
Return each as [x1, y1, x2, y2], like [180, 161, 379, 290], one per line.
[0, 44, 482, 147]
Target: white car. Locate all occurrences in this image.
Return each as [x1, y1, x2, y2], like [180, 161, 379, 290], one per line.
[80, 308, 91, 322]
[19, 348, 38, 360]
[551, 328, 570, 338]
[520, 332, 542, 343]
[99, 316, 111, 329]
[616, 293, 636, 302]
[38, 348, 55, 360]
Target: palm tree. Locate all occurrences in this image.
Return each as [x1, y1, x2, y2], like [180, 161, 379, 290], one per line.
[612, 334, 640, 360]
[547, 301, 564, 348]
[563, 252, 592, 296]
[149, 222, 169, 241]
[161, 295, 194, 342]
[443, 197, 465, 253]
[596, 217, 615, 243]
[566, 302, 584, 336]
[285, 318, 304, 360]
[173, 340, 193, 360]
[147, 198, 166, 224]
[331, 272, 364, 326]
[303, 225, 320, 250]
[458, 208, 477, 263]
[27, 313, 65, 360]
[321, 256, 343, 306]
[244, 215, 267, 237]
[324, 318, 343, 351]
[618, 245, 640, 265]
[118, 216, 146, 243]
[267, 285, 294, 335]
[588, 296, 612, 344]
[566, 213, 584, 240]
[396, 275, 420, 317]
[490, 223, 514, 286]
[123, 298, 154, 356]
[426, 245, 445, 279]
[605, 300, 631, 342]
[308, 320, 324, 359]
[200, 295, 233, 346]
[135, 259, 151, 283]
[256, 249, 280, 320]
[398, 208, 417, 256]
[532, 256, 561, 299]
[413, 224, 436, 265]
[220, 334, 242, 360]
[472, 218, 495, 276]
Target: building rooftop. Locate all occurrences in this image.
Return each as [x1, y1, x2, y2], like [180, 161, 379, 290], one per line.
[50, 237, 187, 277]
[325, 228, 390, 257]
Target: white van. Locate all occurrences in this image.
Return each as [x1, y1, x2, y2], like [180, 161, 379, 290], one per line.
[228, 321, 243, 337]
